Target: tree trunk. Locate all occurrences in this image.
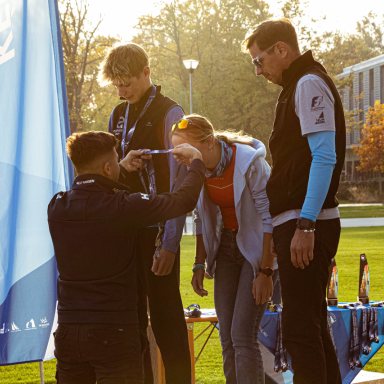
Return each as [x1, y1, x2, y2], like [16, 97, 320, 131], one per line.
[379, 171, 382, 196]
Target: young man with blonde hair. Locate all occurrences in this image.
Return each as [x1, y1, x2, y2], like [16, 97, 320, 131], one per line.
[243, 19, 345, 384]
[99, 43, 190, 384]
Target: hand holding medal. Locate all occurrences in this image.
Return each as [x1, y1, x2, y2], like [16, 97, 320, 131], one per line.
[171, 143, 203, 166]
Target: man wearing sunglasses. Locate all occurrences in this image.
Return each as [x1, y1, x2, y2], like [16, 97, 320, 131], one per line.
[99, 43, 190, 384]
[243, 19, 345, 384]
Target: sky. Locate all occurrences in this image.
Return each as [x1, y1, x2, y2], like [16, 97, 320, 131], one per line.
[85, 0, 384, 41]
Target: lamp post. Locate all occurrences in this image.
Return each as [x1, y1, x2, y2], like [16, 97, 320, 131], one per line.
[183, 59, 199, 114]
[183, 59, 199, 235]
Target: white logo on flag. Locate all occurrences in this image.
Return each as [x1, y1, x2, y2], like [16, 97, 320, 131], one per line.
[11, 322, 20, 332]
[39, 317, 50, 328]
[0, 2, 15, 66]
[26, 319, 36, 330]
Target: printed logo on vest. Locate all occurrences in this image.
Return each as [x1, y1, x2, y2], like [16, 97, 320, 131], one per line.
[315, 112, 325, 124]
[311, 96, 324, 111]
[146, 121, 152, 127]
[117, 116, 125, 130]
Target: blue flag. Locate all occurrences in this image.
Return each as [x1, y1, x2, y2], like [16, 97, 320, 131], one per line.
[0, 0, 73, 365]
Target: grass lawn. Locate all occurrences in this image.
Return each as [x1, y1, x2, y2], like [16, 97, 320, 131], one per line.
[1, 227, 384, 383]
[339, 205, 384, 219]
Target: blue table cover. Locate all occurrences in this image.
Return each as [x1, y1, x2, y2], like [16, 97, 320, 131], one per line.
[258, 303, 384, 384]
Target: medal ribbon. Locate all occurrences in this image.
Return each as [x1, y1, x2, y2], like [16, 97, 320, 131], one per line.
[361, 307, 371, 355]
[327, 310, 339, 360]
[274, 305, 289, 373]
[352, 308, 362, 368]
[368, 307, 375, 343]
[121, 85, 156, 158]
[373, 308, 379, 343]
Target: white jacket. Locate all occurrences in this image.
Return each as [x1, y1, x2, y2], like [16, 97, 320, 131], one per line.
[194, 139, 275, 277]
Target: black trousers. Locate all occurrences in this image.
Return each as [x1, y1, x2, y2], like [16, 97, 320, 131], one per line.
[273, 219, 342, 384]
[54, 323, 143, 384]
[137, 227, 191, 384]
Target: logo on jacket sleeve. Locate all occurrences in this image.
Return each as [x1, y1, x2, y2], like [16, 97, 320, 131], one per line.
[140, 193, 149, 200]
[315, 112, 325, 124]
[311, 96, 324, 111]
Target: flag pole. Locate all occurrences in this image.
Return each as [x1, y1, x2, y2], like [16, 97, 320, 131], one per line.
[39, 361, 45, 384]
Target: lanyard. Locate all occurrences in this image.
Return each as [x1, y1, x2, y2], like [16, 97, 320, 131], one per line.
[373, 308, 379, 343]
[361, 307, 371, 355]
[349, 308, 362, 369]
[327, 310, 339, 360]
[121, 85, 157, 158]
[138, 161, 182, 237]
[274, 305, 289, 373]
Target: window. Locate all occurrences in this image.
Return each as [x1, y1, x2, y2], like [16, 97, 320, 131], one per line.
[346, 161, 352, 181]
[349, 87, 354, 111]
[381, 66, 384, 103]
[359, 72, 364, 122]
[369, 69, 374, 107]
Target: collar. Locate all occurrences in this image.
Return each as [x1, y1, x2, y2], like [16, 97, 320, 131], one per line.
[119, 84, 161, 108]
[72, 174, 131, 194]
[280, 50, 326, 88]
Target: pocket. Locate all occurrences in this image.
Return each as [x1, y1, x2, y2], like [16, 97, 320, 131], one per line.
[87, 328, 124, 346]
[53, 326, 67, 340]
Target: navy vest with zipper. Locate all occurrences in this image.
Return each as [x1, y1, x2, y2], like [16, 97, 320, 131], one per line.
[266, 51, 346, 217]
[110, 85, 180, 194]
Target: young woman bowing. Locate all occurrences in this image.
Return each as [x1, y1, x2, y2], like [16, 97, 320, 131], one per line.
[171, 115, 276, 384]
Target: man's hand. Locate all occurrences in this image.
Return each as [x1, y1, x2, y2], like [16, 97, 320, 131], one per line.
[290, 228, 314, 269]
[252, 274, 273, 305]
[171, 143, 202, 166]
[191, 268, 208, 297]
[120, 150, 152, 172]
[151, 249, 175, 276]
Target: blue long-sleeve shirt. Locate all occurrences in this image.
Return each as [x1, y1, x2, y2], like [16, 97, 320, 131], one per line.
[162, 106, 188, 252]
[300, 131, 336, 221]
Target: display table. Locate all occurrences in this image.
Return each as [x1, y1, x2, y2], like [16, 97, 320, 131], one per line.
[167, 305, 384, 384]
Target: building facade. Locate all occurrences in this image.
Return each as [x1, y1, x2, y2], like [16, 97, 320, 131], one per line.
[338, 54, 384, 181]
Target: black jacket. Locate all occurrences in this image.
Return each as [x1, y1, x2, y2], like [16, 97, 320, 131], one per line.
[47, 160, 205, 324]
[266, 51, 346, 217]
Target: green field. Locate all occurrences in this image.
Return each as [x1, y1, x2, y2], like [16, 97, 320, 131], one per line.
[339, 205, 384, 218]
[1, 227, 384, 383]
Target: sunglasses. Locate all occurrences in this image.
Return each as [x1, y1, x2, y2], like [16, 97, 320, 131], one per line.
[171, 119, 196, 132]
[252, 43, 276, 68]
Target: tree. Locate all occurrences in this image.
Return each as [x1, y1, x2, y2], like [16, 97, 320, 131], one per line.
[59, 0, 119, 133]
[354, 101, 384, 194]
[132, 0, 319, 161]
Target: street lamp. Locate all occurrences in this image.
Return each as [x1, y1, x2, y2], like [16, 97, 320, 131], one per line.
[183, 60, 199, 235]
[183, 59, 199, 114]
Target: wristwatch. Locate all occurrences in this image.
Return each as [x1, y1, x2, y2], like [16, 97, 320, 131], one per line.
[296, 217, 316, 233]
[259, 267, 274, 277]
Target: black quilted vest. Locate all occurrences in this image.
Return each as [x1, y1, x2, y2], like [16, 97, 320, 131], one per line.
[110, 85, 179, 194]
[266, 51, 346, 217]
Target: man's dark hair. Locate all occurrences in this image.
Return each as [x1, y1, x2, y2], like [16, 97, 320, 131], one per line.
[242, 18, 300, 52]
[66, 131, 118, 170]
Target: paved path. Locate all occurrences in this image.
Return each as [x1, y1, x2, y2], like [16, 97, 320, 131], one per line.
[339, 204, 383, 207]
[341, 217, 384, 227]
[352, 370, 384, 383]
[182, 216, 384, 234]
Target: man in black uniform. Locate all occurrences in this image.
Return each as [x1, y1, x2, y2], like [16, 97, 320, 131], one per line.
[48, 131, 205, 384]
[99, 43, 191, 383]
